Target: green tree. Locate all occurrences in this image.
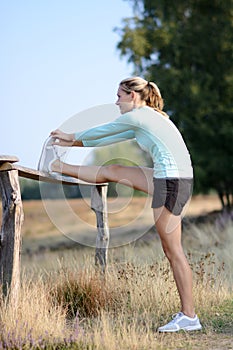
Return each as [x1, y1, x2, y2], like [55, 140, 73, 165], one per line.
[115, 0, 233, 207]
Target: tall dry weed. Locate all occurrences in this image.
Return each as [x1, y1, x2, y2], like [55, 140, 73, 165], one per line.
[51, 266, 124, 318]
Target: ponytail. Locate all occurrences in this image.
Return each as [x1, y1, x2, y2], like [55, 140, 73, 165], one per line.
[120, 77, 169, 118]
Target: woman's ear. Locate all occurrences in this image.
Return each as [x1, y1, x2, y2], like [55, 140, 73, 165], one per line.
[130, 91, 137, 101]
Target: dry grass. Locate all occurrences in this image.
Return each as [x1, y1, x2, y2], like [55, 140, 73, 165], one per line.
[0, 276, 68, 348]
[0, 195, 232, 349]
[1, 244, 232, 349]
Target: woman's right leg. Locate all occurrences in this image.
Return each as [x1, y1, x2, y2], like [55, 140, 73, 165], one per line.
[52, 160, 154, 195]
[154, 207, 195, 317]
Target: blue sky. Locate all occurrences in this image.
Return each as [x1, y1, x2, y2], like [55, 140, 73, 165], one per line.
[0, 0, 134, 168]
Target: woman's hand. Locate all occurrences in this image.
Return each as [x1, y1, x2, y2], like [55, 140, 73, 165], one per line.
[50, 129, 75, 147]
[50, 129, 83, 147]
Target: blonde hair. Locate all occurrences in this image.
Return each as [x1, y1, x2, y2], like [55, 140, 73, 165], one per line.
[119, 76, 168, 117]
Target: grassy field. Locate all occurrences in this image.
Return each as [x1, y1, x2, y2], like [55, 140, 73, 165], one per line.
[0, 195, 232, 349]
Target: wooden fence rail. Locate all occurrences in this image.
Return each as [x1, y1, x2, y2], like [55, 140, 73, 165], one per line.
[0, 155, 109, 303]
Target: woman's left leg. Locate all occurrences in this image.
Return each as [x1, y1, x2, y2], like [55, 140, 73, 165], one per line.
[154, 207, 195, 317]
[51, 159, 154, 194]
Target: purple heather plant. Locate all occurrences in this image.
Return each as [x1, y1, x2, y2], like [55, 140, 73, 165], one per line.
[0, 314, 84, 349]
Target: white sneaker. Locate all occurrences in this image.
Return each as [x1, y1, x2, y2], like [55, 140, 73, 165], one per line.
[38, 136, 76, 182]
[37, 136, 58, 173]
[158, 312, 202, 332]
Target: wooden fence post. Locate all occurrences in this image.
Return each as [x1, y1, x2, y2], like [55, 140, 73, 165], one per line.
[91, 185, 109, 272]
[0, 168, 23, 304]
[0, 155, 110, 302]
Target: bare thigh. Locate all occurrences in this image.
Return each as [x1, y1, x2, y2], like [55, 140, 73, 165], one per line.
[153, 206, 182, 238]
[54, 161, 154, 193]
[103, 165, 154, 195]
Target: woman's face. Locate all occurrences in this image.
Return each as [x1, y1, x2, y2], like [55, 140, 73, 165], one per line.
[116, 87, 134, 114]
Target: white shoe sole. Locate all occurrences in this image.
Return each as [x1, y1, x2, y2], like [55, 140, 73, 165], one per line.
[158, 324, 202, 332]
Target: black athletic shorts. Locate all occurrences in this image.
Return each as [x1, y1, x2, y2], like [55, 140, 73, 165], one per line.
[151, 178, 193, 216]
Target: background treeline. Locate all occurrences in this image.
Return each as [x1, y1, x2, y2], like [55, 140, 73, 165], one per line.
[20, 178, 91, 200]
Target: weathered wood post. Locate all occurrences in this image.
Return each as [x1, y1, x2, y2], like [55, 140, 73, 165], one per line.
[0, 156, 24, 304]
[91, 184, 109, 272]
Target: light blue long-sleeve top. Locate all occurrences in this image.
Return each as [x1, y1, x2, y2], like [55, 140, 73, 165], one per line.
[74, 106, 193, 179]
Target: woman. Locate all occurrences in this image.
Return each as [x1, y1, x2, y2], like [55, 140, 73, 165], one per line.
[39, 77, 202, 332]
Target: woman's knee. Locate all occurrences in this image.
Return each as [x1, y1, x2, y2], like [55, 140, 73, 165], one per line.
[160, 238, 184, 263]
[155, 213, 183, 261]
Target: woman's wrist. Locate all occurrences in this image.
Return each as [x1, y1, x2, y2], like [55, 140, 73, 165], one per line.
[70, 133, 76, 141]
[73, 140, 84, 147]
